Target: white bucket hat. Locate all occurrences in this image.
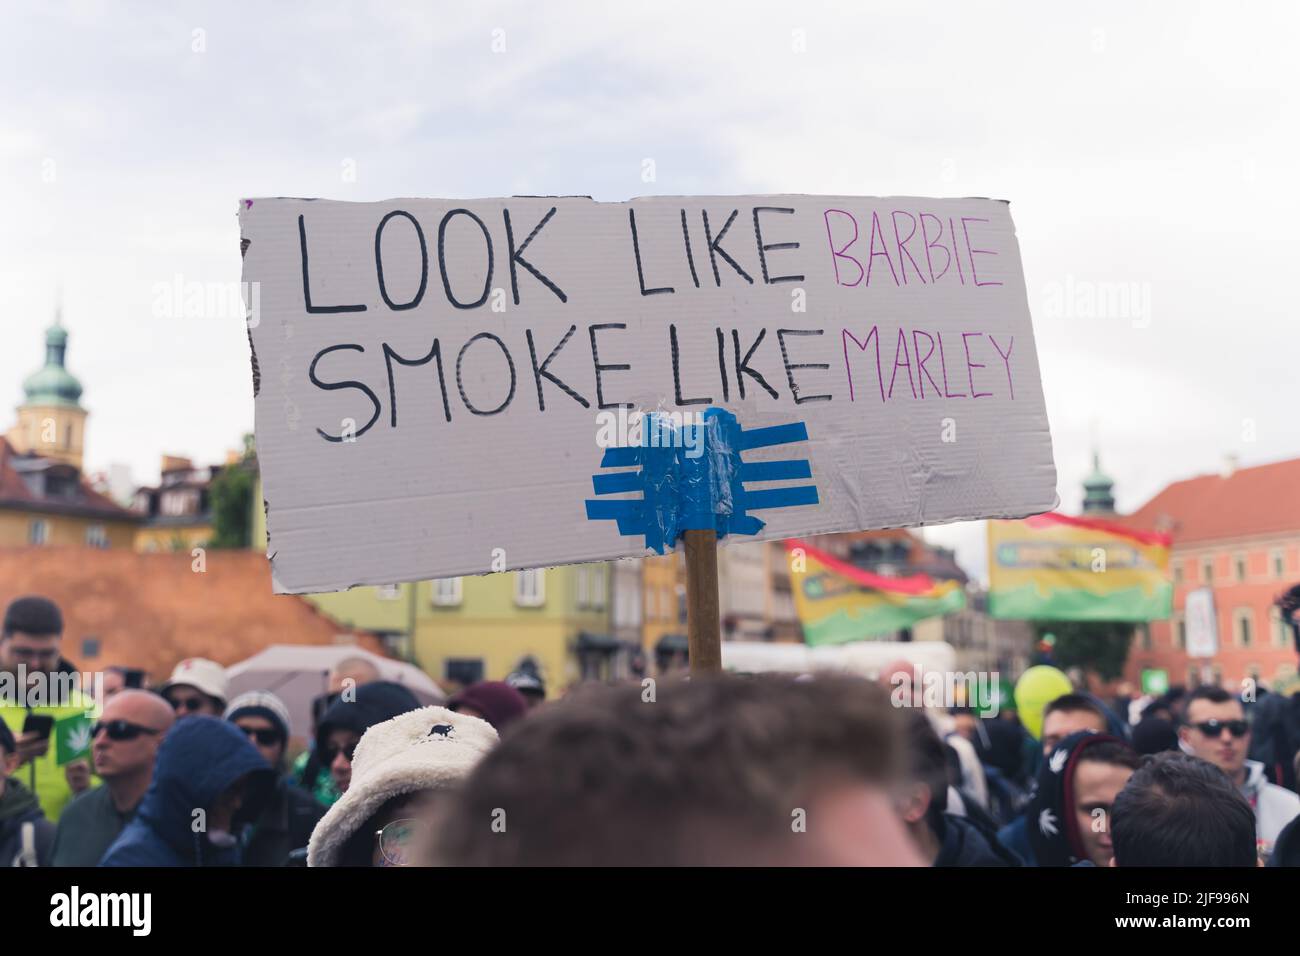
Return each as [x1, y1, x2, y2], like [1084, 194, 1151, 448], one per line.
[307, 705, 497, 867]
[159, 657, 229, 704]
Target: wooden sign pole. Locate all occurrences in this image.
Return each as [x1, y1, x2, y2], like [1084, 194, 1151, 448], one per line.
[683, 528, 722, 673]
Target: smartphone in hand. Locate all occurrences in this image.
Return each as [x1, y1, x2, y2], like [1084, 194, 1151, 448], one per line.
[21, 713, 55, 740]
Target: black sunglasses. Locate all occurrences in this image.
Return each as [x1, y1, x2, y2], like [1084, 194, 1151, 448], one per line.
[91, 720, 160, 742]
[237, 725, 284, 747]
[320, 742, 358, 765]
[167, 696, 208, 713]
[1192, 719, 1249, 738]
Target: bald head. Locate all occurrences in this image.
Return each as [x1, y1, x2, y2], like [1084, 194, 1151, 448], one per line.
[103, 689, 175, 730]
[329, 656, 380, 693]
[93, 689, 173, 781]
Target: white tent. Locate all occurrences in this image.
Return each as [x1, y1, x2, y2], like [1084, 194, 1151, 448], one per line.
[721, 640, 956, 679]
[226, 645, 445, 738]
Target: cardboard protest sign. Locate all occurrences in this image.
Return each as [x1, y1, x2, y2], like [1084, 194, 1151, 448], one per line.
[239, 195, 1057, 594]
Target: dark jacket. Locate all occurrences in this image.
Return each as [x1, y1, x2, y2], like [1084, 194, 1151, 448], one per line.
[1269, 812, 1300, 867]
[0, 777, 55, 866]
[100, 717, 274, 867]
[242, 777, 325, 867]
[997, 813, 1037, 866]
[50, 783, 137, 867]
[934, 812, 1022, 867]
[1249, 690, 1300, 791]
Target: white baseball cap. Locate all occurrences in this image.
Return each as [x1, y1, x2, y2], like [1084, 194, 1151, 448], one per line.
[159, 657, 229, 704]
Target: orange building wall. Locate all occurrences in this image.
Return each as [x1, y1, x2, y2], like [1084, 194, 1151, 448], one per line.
[1125, 536, 1299, 690]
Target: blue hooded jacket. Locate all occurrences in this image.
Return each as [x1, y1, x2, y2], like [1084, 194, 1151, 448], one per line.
[100, 716, 273, 867]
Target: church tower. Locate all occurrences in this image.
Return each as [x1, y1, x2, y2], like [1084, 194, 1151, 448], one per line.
[1081, 448, 1116, 515]
[7, 313, 89, 470]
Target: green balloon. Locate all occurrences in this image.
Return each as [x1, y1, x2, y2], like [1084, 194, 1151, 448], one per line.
[1014, 665, 1073, 740]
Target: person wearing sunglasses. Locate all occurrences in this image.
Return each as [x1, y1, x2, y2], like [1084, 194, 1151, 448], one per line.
[49, 689, 174, 866]
[313, 681, 421, 799]
[306, 705, 498, 867]
[100, 716, 275, 867]
[224, 691, 324, 866]
[158, 658, 229, 718]
[1179, 684, 1300, 858]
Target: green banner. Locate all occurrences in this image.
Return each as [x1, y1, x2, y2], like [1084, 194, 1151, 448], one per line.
[54, 713, 94, 766]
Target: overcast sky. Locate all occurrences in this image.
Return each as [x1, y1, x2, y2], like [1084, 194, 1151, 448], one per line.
[2, 1, 1295, 582]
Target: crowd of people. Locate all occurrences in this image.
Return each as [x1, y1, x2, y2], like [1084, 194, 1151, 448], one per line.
[3, 591, 1300, 867]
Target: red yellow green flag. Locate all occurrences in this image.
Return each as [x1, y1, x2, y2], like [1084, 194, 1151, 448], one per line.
[987, 512, 1172, 621]
[785, 539, 965, 646]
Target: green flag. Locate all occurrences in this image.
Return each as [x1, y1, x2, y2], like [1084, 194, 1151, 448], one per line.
[54, 713, 94, 766]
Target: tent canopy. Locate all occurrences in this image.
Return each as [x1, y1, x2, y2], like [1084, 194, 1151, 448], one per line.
[226, 645, 445, 738]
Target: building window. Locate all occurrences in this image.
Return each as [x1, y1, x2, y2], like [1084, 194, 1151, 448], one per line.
[1138, 624, 1152, 651]
[1234, 553, 1247, 583]
[515, 568, 545, 607]
[375, 584, 401, 600]
[1187, 666, 1200, 689]
[575, 567, 589, 609]
[1201, 557, 1214, 584]
[622, 577, 641, 627]
[1174, 615, 1186, 650]
[1173, 562, 1183, 586]
[1273, 606, 1290, 648]
[1234, 608, 1253, 648]
[590, 565, 607, 611]
[161, 490, 196, 517]
[81, 637, 100, 658]
[444, 658, 484, 688]
[85, 524, 108, 548]
[1273, 549, 1286, 579]
[431, 577, 462, 607]
[28, 519, 48, 545]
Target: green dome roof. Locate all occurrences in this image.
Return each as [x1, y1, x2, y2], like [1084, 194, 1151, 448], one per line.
[1081, 449, 1115, 513]
[21, 320, 83, 408]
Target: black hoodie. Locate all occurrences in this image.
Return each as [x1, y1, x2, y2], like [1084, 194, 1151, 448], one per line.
[100, 717, 275, 866]
[1025, 730, 1127, 867]
[313, 681, 421, 754]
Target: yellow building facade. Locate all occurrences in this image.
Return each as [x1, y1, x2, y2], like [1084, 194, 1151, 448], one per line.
[0, 508, 135, 548]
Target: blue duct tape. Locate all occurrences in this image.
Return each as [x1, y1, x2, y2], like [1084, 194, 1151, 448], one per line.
[591, 470, 642, 495]
[585, 407, 819, 553]
[738, 459, 813, 482]
[599, 446, 641, 467]
[737, 421, 809, 451]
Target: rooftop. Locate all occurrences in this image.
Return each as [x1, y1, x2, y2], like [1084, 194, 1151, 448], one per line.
[1119, 456, 1300, 545]
[0, 438, 136, 521]
[0, 548, 383, 679]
